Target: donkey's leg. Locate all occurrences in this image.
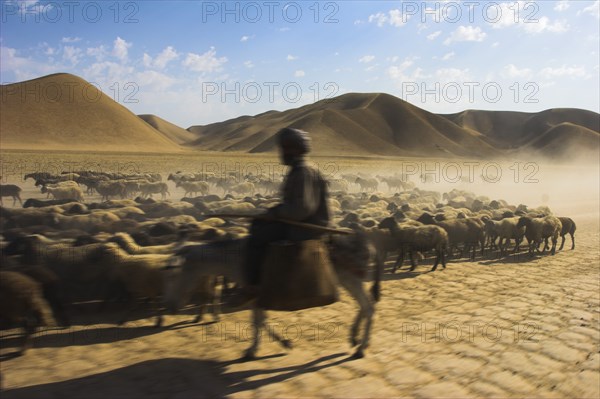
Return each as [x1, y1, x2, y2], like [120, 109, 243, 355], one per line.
[264, 320, 293, 350]
[244, 307, 264, 359]
[338, 270, 374, 358]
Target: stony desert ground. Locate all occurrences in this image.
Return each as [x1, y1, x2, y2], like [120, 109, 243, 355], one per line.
[0, 151, 598, 398]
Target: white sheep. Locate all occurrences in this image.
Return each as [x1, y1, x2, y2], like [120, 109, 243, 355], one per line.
[230, 182, 255, 197]
[53, 211, 121, 232]
[41, 185, 85, 202]
[139, 182, 170, 200]
[496, 217, 526, 255]
[176, 181, 209, 197]
[108, 232, 184, 255]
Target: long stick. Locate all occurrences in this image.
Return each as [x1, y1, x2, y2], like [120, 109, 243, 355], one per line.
[204, 213, 354, 235]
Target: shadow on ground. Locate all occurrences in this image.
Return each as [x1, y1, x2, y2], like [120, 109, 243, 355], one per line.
[1, 352, 354, 398]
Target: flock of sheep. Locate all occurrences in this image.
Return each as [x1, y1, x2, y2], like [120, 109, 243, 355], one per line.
[0, 169, 577, 356]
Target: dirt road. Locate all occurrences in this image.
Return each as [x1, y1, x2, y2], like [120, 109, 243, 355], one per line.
[1, 218, 598, 398]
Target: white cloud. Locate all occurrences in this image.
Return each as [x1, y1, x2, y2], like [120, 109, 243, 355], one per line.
[1, 46, 31, 73]
[359, 55, 375, 63]
[387, 56, 427, 83]
[294, 70, 305, 77]
[153, 46, 178, 69]
[5, 0, 49, 15]
[554, 1, 570, 12]
[136, 70, 176, 91]
[489, 2, 570, 33]
[142, 53, 152, 68]
[490, 2, 529, 29]
[368, 9, 408, 27]
[434, 68, 471, 83]
[287, 54, 298, 61]
[82, 61, 135, 93]
[441, 52, 455, 61]
[503, 64, 532, 78]
[112, 37, 131, 62]
[578, 1, 599, 19]
[182, 47, 227, 73]
[368, 12, 387, 27]
[62, 46, 82, 65]
[540, 65, 587, 79]
[240, 36, 250, 42]
[427, 31, 442, 40]
[523, 17, 569, 33]
[142, 47, 178, 69]
[365, 64, 378, 72]
[444, 26, 487, 45]
[87, 45, 108, 62]
[61, 37, 81, 43]
[244, 60, 254, 68]
[388, 9, 405, 27]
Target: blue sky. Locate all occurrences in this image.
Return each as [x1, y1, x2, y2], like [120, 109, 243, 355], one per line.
[1, 0, 599, 127]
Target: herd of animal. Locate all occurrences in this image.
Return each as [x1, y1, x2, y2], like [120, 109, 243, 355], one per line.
[0, 169, 577, 358]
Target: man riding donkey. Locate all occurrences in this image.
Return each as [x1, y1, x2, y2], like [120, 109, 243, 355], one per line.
[229, 127, 332, 308]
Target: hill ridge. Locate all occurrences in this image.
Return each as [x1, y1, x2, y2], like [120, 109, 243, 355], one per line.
[2, 73, 598, 160]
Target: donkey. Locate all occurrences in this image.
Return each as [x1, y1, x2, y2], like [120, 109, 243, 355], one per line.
[163, 232, 381, 359]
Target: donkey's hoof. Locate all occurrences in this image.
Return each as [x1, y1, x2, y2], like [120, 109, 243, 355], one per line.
[281, 339, 293, 349]
[350, 337, 358, 347]
[352, 348, 365, 359]
[242, 349, 256, 361]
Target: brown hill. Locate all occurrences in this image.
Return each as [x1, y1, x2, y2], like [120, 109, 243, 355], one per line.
[0, 73, 182, 152]
[442, 108, 599, 150]
[526, 122, 600, 159]
[188, 93, 501, 158]
[138, 114, 195, 145]
[2, 73, 597, 160]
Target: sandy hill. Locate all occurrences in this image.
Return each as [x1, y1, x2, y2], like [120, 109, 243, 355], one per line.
[138, 114, 195, 145]
[0, 73, 182, 152]
[188, 93, 501, 158]
[526, 122, 600, 159]
[188, 93, 599, 159]
[2, 74, 597, 160]
[443, 108, 600, 151]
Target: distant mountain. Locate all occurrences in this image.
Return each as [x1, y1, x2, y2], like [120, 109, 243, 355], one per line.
[188, 93, 599, 159]
[138, 114, 195, 145]
[443, 108, 600, 154]
[0, 73, 182, 152]
[1, 73, 598, 160]
[187, 93, 502, 158]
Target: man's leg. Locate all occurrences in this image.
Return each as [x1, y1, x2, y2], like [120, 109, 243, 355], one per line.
[245, 219, 288, 286]
[230, 219, 288, 308]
